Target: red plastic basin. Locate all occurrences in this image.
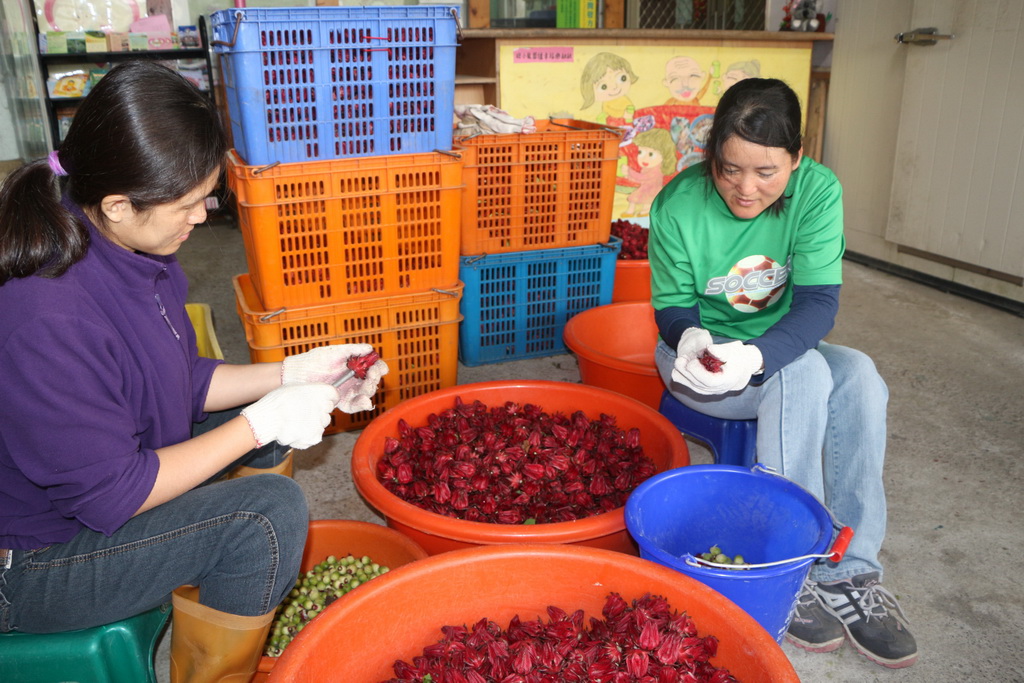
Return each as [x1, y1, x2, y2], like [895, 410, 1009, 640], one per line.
[267, 544, 799, 682]
[612, 258, 651, 302]
[563, 301, 664, 410]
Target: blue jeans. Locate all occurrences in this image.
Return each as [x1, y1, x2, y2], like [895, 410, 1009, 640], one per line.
[655, 340, 888, 583]
[0, 409, 308, 633]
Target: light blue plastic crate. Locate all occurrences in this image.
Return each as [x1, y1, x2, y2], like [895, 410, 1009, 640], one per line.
[458, 237, 621, 366]
[210, 6, 459, 165]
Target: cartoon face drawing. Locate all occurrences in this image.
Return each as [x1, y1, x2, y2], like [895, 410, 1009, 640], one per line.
[722, 60, 761, 91]
[636, 145, 665, 171]
[580, 52, 638, 113]
[594, 67, 633, 102]
[663, 56, 708, 101]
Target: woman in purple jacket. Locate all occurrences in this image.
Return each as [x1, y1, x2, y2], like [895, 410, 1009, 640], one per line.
[0, 62, 386, 682]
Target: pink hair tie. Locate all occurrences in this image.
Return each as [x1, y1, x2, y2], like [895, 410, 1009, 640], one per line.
[48, 150, 67, 176]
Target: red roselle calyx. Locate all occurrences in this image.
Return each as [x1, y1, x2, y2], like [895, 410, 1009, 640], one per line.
[698, 349, 725, 373]
[380, 592, 737, 683]
[376, 397, 657, 524]
[610, 219, 649, 260]
[347, 351, 380, 379]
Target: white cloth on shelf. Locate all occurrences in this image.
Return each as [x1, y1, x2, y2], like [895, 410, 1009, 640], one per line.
[455, 104, 537, 136]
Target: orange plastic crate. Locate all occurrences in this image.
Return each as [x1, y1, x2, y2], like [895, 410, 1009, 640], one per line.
[233, 274, 461, 433]
[226, 150, 464, 310]
[457, 119, 621, 255]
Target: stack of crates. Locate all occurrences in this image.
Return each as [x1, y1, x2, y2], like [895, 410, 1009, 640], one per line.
[212, 5, 464, 432]
[456, 119, 623, 366]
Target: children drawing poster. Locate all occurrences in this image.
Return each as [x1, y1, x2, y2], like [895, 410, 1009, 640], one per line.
[499, 44, 812, 226]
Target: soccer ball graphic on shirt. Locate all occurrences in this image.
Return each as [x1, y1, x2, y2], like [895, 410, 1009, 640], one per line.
[725, 255, 787, 313]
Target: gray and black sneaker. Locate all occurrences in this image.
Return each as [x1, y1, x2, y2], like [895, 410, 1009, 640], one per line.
[815, 572, 919, 668]
[785, 579, 846, 653]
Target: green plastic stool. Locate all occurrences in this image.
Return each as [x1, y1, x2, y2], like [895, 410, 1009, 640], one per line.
[0, 603, 171, 683]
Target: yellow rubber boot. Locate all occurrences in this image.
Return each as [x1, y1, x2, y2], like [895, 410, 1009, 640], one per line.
[170, 586, 275, 683]
[226, 449, 294, 479]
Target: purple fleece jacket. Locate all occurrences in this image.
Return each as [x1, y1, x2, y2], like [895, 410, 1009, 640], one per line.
[0, 202, 222, 549]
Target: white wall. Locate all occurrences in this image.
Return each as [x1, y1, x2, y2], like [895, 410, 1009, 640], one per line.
[823, 0, 912, 260]
[826, 0, 1024, 305]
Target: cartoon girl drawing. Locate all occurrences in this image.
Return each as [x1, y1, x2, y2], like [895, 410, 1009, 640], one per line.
[623, 128, 676, 217]
[580, 52, 638, 127]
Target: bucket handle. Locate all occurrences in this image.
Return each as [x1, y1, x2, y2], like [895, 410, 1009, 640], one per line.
[683, 463, 855, 570]
[682, 526, 854, 571]
[751, 464, 849, 533]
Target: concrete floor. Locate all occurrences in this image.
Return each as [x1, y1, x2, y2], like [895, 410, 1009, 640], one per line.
[156, 214, 1024, 682]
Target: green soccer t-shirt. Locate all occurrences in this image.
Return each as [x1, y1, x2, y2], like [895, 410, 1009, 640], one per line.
[649, 157, 844, 340]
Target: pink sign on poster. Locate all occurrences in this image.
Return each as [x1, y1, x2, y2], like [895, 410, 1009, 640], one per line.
[513, 47, 575, 63]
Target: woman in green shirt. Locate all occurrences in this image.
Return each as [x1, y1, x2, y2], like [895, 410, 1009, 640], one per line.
[649, 78, 917, 669]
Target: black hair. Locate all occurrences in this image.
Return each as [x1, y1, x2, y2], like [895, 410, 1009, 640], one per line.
[702, 78, 803, 215]
[0, 61, 227, 284]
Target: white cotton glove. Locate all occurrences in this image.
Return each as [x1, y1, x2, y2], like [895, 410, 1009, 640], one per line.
[281, 344, 375, 386]
[333, 357, 388, 414]
[676, 341, 764, 395]
[671, 327, 713, 382]
[241, 383, 340, 450]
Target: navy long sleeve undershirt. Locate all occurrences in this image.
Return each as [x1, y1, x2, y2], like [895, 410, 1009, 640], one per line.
[654, 283, 840, 379]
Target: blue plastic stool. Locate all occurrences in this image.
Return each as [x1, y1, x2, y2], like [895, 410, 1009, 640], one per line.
[0, 602, 171, 683]
[658, 390, 758, 467]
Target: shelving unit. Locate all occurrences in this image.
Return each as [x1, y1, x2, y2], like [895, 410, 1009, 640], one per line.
[30, 16, 215, 148]
[7, 68, 50, 159]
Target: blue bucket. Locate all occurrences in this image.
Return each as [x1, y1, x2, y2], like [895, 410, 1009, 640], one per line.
[625, 465, 840, 643]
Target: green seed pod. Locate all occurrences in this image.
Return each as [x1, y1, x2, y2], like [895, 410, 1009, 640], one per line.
[266, 552, 389, 659]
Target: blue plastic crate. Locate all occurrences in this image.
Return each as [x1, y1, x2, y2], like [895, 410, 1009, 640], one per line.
[210, 6, 459, 165]
[458, 238, 621, 366]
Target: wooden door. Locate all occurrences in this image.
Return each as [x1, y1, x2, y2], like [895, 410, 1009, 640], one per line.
[886, 0, 1024, 284]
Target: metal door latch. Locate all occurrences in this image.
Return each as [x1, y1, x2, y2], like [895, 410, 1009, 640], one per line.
[895, 27, 955, 46]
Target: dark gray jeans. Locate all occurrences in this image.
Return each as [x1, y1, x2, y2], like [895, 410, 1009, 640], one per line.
[0, 408, 308, 633]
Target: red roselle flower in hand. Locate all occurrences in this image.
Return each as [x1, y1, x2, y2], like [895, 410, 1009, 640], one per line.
[698, 349, 725, 373]
[346, 350, 380, 379]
